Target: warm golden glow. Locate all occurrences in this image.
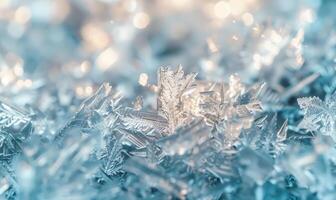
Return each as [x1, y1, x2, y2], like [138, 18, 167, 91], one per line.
[0, 69, 15, 86]
[24, 79, 33, 87]
[232, 35, 238, 41]
[13, 63, 24, 76]
[76, 85, 93, 97]
[206, 38, 219, 53]
[241, 12, 254, 26]
[138, 73, 149, 86]
[0, 0, 9, 9]
[123, 0, 137, 12]
[253, 53, 262, 70]
[80, 61, 90, 74]
[14, 6, 31, 25]
[270, 30, 282, 44]
[81, 23, 110, 50]
[133, 12, 150, 29]
[170, 0, 192, 9]
[214, 1, 231, 19]
[201, 59, 216, 72]
[54, 0, 71, 23]
[96, 48, 119, 71]
[229, 0, 246, 16]
[299, 9, 315, 24]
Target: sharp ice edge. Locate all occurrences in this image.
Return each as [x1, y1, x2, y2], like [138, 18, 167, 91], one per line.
[2, 66, 336, 199]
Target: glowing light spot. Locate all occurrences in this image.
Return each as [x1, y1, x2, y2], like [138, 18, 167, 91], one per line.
[54, 0, 70, 23]
[76, 86, 84, 97]
[291, 29, 304, 47]
[81, 23, 109, 50]
[13, 63, 24, 76]
[171, 0, 192, 9]
[1, 70, 15, 86]
[76, 87, 84, 96]
[232, 35, 238, 41]
[75, 85, 94, 97]
[214, 1, 231, 19]
[16, 79, 25, 89]
[0, 0, 10, 9]
[14, 6, 31, 24]
[85, 86, 93, 96]
[80, 61, 90, 74]
[229, 0, 246, 16]
[133, 12, 150, 29]
[96, 48, 119, 71]
[206, 38, 219, 53]
[299, 9, 315, 24]
[201, 59, 216, 72]
[125, 0, 137, 12]
[270, 30, 283, 44]
[138, 73, 148, 86]
[24, 79, 32, 87]
[241, 12, 254, 26]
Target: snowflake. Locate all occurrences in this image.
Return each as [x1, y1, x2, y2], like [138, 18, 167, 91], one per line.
[198, 75, 264, 145]
[15, 133, 101, 200]
[241, 114, 288, 157]
[0, 101, 32, 161]
[56, 83, 122, 139]
[157, 66, 197, 134]
[0, 131, 20, 160]
[297, 92, 336, 139]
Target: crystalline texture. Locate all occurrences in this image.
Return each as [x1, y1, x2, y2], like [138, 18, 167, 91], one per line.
[0, 101, 32, 160]
[121, 108, 169, 137]
[297, 92, 336, 140]
[56, 83, 122, 139]
[157, 66, 197, 134]
[198, 75, 264, 146]
[241, 114, 288, 157]
[57, 83, 125, 177]
[15, 133, 101, 200]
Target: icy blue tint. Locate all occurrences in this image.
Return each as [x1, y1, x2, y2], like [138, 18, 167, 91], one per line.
[0, 0, 336, 199]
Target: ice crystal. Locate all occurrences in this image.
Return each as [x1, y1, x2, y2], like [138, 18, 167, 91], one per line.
[3, 62, 336, 199]
[0, 163, 15, 200]
[0, 0, 335, 197]
[56, 83, 125, 177]
[99, 132, 125, 176]
[241, 115, 288, 157]
[121, 108, 168, 136]
[15, 133, 101, 200]
[57, 83, 122, 139]
[0, 101, 32, 160]
[156, 66, 197, 134]
[198, 75, 264, 146]
[297, 92, 336, 139]
[280, 135, 336, 199]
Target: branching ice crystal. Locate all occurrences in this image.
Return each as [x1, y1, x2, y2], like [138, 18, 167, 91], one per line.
[1, 0, 336, 199]
[99, 132, 125, 176]
[121, 108, 168, 137]
[57, 83, 122, 139]
[198, 75, 264, 146]
[298, 92, 336, 140]
[157, 66, 197, 134]
[0, 101, 32, 160]
[56, 83, 126, 177]
[15, 133, 101, 200]
[1, 64, 335, 200]
[241, 115, 288, 157]
[0, 102, 30, 131]
[142, 67, 265, 147]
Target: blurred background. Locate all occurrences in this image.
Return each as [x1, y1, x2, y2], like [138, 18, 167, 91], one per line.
[2, 1, 336, 199]
[0, 0, 335, 106]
